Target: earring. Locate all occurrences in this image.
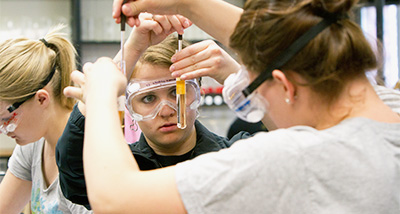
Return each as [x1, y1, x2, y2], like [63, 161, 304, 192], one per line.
[285, 98, 290, 104]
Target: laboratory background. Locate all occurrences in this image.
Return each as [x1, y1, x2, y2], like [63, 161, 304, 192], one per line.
[1, 0, 399, 189]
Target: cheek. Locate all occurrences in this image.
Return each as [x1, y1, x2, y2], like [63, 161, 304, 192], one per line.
[137, 121, 152, 135]
[14, 119, 42, 143]
[186, 109, 197, 124]
[256, 83, 284, 127]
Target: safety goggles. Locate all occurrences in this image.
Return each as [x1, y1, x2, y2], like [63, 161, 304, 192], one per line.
[0, 95, 32, 134]
[223, 16, 341, 123]
[223, 66, 268, 123]
[0, 111, 22, 135]
[126, 78, 201, 121]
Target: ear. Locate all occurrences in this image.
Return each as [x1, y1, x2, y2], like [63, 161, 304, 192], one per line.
[271, 70, 296, 103]
[35, 89, 51, 107]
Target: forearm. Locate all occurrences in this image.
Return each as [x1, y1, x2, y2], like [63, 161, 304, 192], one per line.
[113, 40, 144, 79]
[0, 171, 31, 213]
[84, 85, 140, 206]
[179, 0, 242, 47]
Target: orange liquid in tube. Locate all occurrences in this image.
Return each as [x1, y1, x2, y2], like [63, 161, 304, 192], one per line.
[176, 78, 186, 129]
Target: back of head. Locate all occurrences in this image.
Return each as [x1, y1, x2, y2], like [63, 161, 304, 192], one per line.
[230, 0, 379, 105]
[132, 35, 190, 78]
[0, 24, 77, 110]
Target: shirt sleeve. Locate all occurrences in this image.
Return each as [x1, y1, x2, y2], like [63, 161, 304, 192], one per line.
[55, 103, 91, 209]
[8, 143, 34, 181]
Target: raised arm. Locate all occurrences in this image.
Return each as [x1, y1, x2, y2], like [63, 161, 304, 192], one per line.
[112, 0, 243, 47]
[169, 40, 241, 84]
[113, 13, 191, 79]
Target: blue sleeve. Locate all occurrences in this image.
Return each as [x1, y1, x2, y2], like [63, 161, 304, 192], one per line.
[55, 103, 91, 210]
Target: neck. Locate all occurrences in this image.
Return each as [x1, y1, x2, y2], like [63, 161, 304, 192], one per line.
[147, 128, 197, 156]
[43, 105, 72, 151]
[313, 78, 400, 129]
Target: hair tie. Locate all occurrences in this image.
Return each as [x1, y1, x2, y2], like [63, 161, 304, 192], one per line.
[39, 38, 51, 48]
[317, 11, 349, 21]
[311, 2, 349, 21]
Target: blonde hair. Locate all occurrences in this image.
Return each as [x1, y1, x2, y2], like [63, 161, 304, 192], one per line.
[132, 35, 190, 78]
[0, 24, 77, 110]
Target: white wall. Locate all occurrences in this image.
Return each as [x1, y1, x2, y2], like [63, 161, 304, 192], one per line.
[0, 135, 16, 155]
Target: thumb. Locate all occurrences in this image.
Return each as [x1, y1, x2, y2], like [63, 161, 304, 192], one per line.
[64, 86, 84, 102]
[123, 1, 145, 18]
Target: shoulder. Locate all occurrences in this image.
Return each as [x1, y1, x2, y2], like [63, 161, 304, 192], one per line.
[7, 138, 45, 181]
[67, 103, 86, 129]
[11, 138, 44, 160]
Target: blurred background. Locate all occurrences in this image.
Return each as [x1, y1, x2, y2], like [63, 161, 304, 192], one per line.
[1, 0, 400, 182]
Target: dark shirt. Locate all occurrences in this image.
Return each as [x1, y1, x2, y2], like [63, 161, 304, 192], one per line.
[227, 117, 268, 139]
[56, 104, 251, 209]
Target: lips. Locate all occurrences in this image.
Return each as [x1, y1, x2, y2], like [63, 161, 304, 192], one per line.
[160, 123, 176, 128]
[159, 123, 177, 132]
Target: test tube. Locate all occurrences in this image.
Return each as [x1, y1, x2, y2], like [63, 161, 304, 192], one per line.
[118, 1, 127, 128]
[120, 0, 127, 76]
[176, 34, 186, 129]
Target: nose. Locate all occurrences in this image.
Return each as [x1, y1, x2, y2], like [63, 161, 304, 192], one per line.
[158, 103, 176, 118]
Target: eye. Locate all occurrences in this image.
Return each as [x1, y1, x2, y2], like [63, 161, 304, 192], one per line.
[141, 95, 156, 104]
[170, 88, 177, 97]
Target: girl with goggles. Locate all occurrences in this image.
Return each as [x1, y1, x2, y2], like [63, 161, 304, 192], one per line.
[75, 0, 400, 213]
[56, 14, 251, 210]
[0, 26, 90, 213]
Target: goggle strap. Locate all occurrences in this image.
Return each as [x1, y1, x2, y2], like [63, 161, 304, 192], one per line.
[242, 17, 339, 97]
[7, 65, 56, 113]
[7, 94, 36, 113]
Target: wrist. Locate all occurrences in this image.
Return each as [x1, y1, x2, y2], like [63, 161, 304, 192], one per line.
[125, 37, 147, 57]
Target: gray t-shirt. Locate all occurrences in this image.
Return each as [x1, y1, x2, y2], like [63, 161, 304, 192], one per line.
[176, 117, 400, 214]
[8, 138, 92, 214]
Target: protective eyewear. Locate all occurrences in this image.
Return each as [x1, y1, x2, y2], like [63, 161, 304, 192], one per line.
[126, 78, 201, 121]
[223, 66, 268, 123]
[0, 111, 21, 134]
[223, 16, 341, 123]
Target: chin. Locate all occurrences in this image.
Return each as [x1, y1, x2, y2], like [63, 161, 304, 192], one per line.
[14, 139, 30, 146]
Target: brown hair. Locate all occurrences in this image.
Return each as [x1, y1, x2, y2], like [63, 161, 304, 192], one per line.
[230, 0, 379, 105]
[0, 24, 77, 110]
[132, 35, 191, 77]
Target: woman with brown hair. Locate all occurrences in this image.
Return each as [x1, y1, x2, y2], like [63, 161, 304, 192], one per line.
[69, 0, 399, 213]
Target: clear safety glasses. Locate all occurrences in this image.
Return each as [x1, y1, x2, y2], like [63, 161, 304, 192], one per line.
[126, 78, 201, 121]
[0, 111, 22, 135]
[223, 66, 269, 123]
